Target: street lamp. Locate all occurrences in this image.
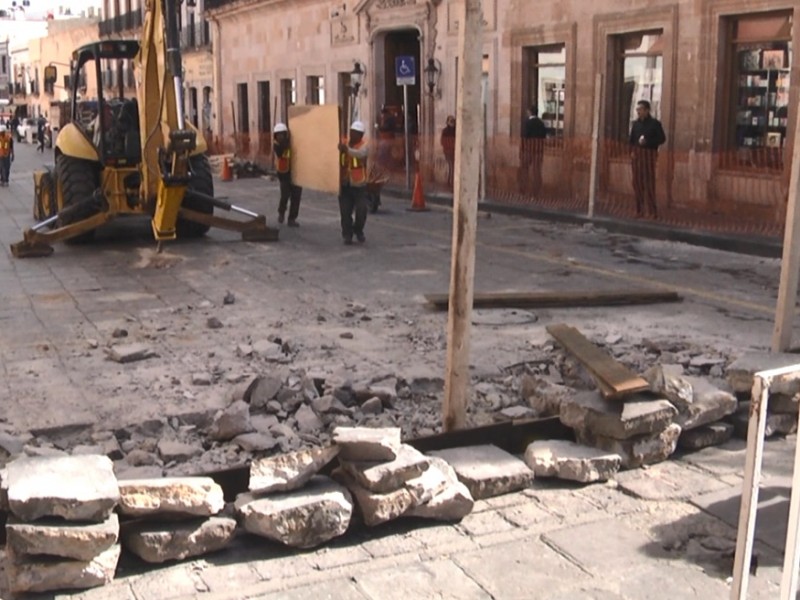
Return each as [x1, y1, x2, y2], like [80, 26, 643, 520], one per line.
[424, 57, 441, 97]
[350, 61, 365, 97]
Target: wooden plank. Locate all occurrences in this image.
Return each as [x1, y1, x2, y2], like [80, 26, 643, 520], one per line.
[288, 104, 341, 194]
[546, 323, 649, 400]
[587, 73, 603, 219]
[425, 289, 681, 310]
[443, 0, 483, 432]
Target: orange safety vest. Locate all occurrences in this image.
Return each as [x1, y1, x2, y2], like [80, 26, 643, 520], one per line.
[276, 147, 291, 174]
[0, 134, 12, 158]
[340, 137, 367, 186]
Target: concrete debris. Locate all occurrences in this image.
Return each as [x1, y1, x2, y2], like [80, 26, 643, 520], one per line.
[6, 514, 119, 561]
[294, 404, 324, 434]
[126, 449, 161, 467]
[339, 444, 430, 494]
[311, 395, 352, 415]
[769, 393, 799, 414]
[361, 397, 384, 415]
[251, 413, 281, 432]
[6, 544, 121, 594]
[233, 432, 279, 452]
[105, 344, 156, 364]
[111, 328, 128, 339]
[207, 317, 223, 329]
[520, 375, 571, 417]
[677, 377, 738, 430]
[406, 456, 474, 521]
[333, 426, 401, 461]
[524, 440, 621, 483]
[559, 391, 677, 440]
[499, 405, 536, 420]
[192, 372, 213, 386]
[157, 439, 204, 462]
[427, 445, 534, 500]
[209, 400, 254, 441]
[223, 291, 235, 305]
[117, 477, 225, 517]
[7, 455, 119, 522]
[116, 465, 164, 480]
[332, 468, 416, 527]
[247, 376, 284, 409]
[236, 476, 352, 548]
[643, 364, 693, 410]
[122, 516, 237, 563]
[678, 422, 734, 451]
[249, 445, 339, 495]
[576, 423, 682, 469]
[253, 340, 287, 362]
[727, 352, 800, 395]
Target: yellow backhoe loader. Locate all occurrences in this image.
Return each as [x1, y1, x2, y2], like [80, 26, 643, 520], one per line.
[11, 0, 277, 258]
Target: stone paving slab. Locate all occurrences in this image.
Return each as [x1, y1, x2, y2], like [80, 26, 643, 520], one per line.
[354, 559, 491, 600]
[251, 578, 369, 600]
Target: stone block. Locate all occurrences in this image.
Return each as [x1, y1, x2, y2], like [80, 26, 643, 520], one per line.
[6, 514, 119, 561]
[332, 468, 415, 527]
[339, 444, 429, 493]
[117, 477, 224, 517]
[406, 457, 474, 521]
[643, 364, 693, 410]
[575, 423, 681, 469]
[157, 439, 204, 462]
[727, 352, 800, 394]
[524, 440, 621, 483]
[333, 426, 401, 461]
[6, 544, 121, 594]
[209, 400, 254, 441]
[7, 455, 119, 522]
[236, 476, 352, 548]
[233, 432, 279, 452]
[559, 391, 677, 440]
[249, 445, 339, 494]
[427, 445, 534, 500]
[677, 377, 737, 430]
[295, 404, 324, 433]
[122, 516, 236, 563]
[404, 456, 452, 504]
[678, 422, 734, 451]
[246, 375, 284, 409]
[105, 344, 155, 364]
[521, 375, 571, 417]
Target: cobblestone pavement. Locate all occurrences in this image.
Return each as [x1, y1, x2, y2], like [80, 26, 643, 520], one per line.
[0, 143, 795, 599]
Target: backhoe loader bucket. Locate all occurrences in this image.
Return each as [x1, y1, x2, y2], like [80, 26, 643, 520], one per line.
[10, 239, 55, 258]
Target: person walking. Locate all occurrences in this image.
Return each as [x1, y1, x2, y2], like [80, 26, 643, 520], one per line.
[440, 115, 456, 189]
[36, 114, 47, 152]
[338, 121, 369, 245]
[629, 99, 666, 218]
[520, 105, 547, 197]
[9, 114, 19, 142]
[0, 125, 14, 186]
[273, 123, 302, 226]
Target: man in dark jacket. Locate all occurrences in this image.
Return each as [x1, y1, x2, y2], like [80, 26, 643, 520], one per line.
[440, 115, 456, 188]
[629, 100, 666, 218]
[36, 115, 47, 152]
[520, 105, 547, 196]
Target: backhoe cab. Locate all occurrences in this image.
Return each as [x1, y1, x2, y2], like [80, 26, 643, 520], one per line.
[12, 2, 277, 259]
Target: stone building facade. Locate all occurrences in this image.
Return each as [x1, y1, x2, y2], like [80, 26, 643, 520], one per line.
[205, 0, 798, 227]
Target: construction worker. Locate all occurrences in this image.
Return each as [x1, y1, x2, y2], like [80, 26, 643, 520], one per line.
[0, 124, 14, 186]
[338, 121, 369, 245]
[273, 122, 302, 226]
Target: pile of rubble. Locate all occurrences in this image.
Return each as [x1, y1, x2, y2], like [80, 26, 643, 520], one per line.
[0, 427, 541, 595]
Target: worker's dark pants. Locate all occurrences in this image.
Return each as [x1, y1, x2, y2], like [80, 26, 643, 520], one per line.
[0, 157, 11, 183]
[520, 154, 543, 197]
[632, 149, 658, 218]
[278, 178, 302, 222]
[339, 184, 367, 240]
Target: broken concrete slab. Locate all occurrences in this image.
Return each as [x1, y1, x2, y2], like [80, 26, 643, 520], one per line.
[427, 445, 534, 500]
[643, 364, 693, 410]
[157, 439, 204, 462]
[678, 422, 734, 451]
[122, 516, 236, 563]
[332, 468, 416, 526]
[405, 457, 474, 521]
[676, 377, 737, 431]
[6, 544, 121, 594]
[727, 352, 800, 395]
[209, 400, 254, 441]
[575, 423, 682, 469]
[6, 514, 119, 561]
[117, 477, 225, 518]
[295, 404, 324, 434]
[7, 455, 119, 522]
[524, 440, 621, 483]
[105, 344, 156, 364]
[339, 444, 430, 494]
[333, 426, 401, 461]
[236, 476, 352, 548]
[115, 465, 164, 480]
[559, 391, 677, 440]
[249, 445, 339, 495]
[247, 376, 284, 409]
[520, 375, 571, 417]
[233, 432, 279, 452]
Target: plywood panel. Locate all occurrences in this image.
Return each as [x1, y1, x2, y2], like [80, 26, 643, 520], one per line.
[288, 105, 341, 194]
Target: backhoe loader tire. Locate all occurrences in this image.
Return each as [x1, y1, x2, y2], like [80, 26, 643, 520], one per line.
[57, 155, 100, 244]
[177, 155, 214, 238]
[34, 170, 57, 226]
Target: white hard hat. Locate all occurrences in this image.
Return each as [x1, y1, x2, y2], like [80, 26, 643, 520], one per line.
[0, 125, 6, 133]
[273, 123, 288, 133]
[350, 121, 365, 133]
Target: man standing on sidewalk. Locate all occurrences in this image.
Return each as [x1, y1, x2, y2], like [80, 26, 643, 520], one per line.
[0, 125, 14, 186]
[338, 121, 369, 245]
[273, 123, 302, 227]
[629, 100, 666, 218]
[520, 105, 547, 197]
[36, 114, 47, 153]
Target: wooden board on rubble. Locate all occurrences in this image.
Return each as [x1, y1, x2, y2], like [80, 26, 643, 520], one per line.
[424, 289, 681, 310]
[546, 323, 650, 400]
[288, 104, 341, 194]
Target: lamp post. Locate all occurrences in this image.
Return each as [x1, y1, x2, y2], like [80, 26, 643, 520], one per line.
[424, 57, 440, 97]
[424, 57, 441, 186]
[350, 60, 364, 123]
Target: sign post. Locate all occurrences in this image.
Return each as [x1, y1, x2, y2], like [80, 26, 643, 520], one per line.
[396, 55, 416, 190]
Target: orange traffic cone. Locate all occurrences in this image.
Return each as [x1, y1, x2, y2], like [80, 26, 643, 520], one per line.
[221, 157, 233, 182]
[407, 171, 430, 212]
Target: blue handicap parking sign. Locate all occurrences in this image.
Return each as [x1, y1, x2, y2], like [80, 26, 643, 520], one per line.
[395, 56, 416, 86]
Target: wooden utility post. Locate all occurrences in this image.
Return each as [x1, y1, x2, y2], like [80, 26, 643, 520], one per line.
[587, 73, 603, 219]
[443, 0, 483, 431]
[772, 109, 800, 351]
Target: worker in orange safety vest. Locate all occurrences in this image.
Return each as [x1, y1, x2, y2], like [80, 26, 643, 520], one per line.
[0, 124, 14, 186]
[338, 120, 369, 245]
[273, 123, 302, 226]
